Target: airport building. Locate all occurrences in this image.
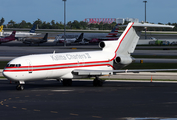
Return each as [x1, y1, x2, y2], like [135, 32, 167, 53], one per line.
[116, 18, 139, 24]
[84, 18, 139, 24]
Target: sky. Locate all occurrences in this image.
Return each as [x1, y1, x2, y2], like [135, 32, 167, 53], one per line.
[0, 0, 177, 24]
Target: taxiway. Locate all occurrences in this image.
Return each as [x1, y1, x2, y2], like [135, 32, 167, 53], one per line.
[0, 33, 177, 120]
[1, 79, 177, 120]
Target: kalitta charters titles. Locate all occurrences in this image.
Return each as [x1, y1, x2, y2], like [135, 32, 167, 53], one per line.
[50, 53, 92, 61]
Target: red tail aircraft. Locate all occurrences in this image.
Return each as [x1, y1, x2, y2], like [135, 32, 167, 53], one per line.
[89, 24, 119, 43]
[0, 31, 16, 44]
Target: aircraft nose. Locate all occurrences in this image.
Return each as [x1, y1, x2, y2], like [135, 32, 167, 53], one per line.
[2, 70, 9, 78]
[2, 70, 13, 80]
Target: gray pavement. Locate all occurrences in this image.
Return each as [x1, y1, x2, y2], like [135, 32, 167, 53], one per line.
[1, 37, 177, 119]
[135, 58, 177, 63]
[1, 79, 177, 120]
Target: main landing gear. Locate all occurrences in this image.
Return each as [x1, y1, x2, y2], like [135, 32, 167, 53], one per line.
[62, 79, 72, 86]
[62, 77, 104, 87]
[93, 77, 104, 87]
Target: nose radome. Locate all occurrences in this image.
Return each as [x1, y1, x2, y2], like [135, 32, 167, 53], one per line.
[2, 71, 7, 78]
[2, 71, 13, 80]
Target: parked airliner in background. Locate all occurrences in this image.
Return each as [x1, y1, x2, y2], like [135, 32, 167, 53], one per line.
[1, 24, 40, 40]
[0, 25, 3, 32]
[0, 25, 4, 36]
[22, 33, 48, 45]
[0, 31, 16, 44]
[54, 33, 85, 45]
[55, 24, 120, 44]
[2, 22, 176, 90]
[89, 24, 120, 43]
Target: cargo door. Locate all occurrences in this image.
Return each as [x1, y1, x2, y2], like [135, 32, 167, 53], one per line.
[26, 59, 33, 73]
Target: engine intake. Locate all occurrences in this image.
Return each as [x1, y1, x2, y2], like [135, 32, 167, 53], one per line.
[115, 56, 133, 65]
[99, 41, 105, 48]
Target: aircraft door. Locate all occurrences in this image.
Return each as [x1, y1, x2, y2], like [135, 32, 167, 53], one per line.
[26, 60, 33, 73]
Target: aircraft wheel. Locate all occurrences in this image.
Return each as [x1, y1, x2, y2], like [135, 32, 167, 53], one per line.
[98, 80, 103, 87]
[63, 80, 67, 86]
[93, 77, 103, 87]
[67, 79, 72, 86]
[63, 79, 72, 86]
[16, 84, 24, 90]
[93, 79, 98, 86]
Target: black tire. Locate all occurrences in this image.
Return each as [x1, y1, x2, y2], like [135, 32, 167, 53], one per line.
[16, 85, 24, 90]
[93, 78, 103, 87]
[63, 79, 72, 86]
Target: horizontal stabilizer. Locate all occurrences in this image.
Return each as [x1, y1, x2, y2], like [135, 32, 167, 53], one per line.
[119, 23, 174, 28]
[132, 23, 174, 28]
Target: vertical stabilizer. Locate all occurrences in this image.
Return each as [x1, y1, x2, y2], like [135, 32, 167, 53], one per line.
[116, 22, 140, 55]
[116, 22, 174, 55]
[43, 33, 48, 41]
[0, 25, 3, 32]
[30, 24, 36, 33]
[75, 33, 84, 42]
[101, 22, 174, 56]
[9, 31, 16, 38]
[106, 24, 119, 37]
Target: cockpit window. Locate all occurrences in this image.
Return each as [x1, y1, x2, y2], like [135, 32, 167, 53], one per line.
[9, 64, 15, 67]
[16, 64, 21, 67]
[6, 64, 21, 67]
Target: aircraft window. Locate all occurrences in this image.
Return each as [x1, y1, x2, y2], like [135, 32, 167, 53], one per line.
[9, 64, 15, 67]
[6, 64, 9, 67]
[16, 64, 21, 67]
[6, 64, 21, 67]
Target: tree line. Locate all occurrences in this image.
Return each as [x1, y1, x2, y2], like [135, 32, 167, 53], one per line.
[1, 17, 177, 31]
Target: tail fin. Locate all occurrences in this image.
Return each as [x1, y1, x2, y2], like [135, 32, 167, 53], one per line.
[0, 25, 3, 32]
[9, 31, 16, 38]
[106, 24, 119, 37]
[75, 33, 84, 42]
[101, 22, 174, 56]
[43, 33, 48, 41]
[29, 24, 36, 33]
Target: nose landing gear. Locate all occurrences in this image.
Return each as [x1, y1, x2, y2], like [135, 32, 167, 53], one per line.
[16, 84, 24, 90]
[16, 81, 25, 90]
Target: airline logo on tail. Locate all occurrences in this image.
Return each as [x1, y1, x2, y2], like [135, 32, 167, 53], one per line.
[29, 24, 36, 33]
[0, 25, 3, 32]
[8, 31, 16, 38]
[106, 24, 119, 37]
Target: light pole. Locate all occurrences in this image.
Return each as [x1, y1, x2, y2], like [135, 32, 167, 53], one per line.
[63, 0, 66, 46]
[143, 0, 147, 39]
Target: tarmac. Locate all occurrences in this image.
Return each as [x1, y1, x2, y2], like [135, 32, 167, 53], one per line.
[0, 33, 177, 119]
[1, 78, 177, 120]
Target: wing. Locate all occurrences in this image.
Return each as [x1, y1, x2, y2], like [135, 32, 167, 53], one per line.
[72, 69, 177, 76]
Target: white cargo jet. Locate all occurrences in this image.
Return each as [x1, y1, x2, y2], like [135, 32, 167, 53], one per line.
[2, 22, 176, 90]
